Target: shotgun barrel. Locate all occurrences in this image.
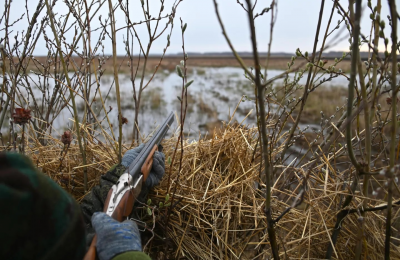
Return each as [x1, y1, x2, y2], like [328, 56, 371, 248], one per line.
[104, 111, 175, 218]
[126, 112, 175, 179]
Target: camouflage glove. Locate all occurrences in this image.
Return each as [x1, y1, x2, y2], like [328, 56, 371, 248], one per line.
[92, 212, 141, 260]
[121, 144, 166, 188]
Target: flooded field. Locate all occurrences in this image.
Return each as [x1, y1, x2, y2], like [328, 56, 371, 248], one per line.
[18, 67, 357, 141]
[8, 65, 397, 147]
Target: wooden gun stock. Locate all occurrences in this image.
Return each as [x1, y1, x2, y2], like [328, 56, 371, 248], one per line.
[84, 236, 97, 260]
[141, 145, 157, 181]
[83, 145, 158, 260]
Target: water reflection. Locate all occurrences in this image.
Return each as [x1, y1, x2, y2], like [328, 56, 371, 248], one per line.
[8, 67, 375, 141]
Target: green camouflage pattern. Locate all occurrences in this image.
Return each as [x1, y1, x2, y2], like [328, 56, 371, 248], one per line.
[0, 152, 86, 260]
[112, 251, 151, 260]
[80, 164, 126, 244]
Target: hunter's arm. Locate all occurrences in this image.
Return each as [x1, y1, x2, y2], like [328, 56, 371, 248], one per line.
[112, 251, 151, 260]
[80, 164, 127, 243]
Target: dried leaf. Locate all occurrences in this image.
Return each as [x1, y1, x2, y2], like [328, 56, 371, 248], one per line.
[121, 116, 128, 125]
[61, 131, 73, 145]
[12, 108, 31, 125]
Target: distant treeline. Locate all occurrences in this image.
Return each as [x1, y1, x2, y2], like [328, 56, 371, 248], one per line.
[153, 51, 399, 61]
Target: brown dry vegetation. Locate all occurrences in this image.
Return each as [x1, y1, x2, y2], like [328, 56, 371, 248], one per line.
[18, 122, 400, 259]
[22, 55, 354, 74]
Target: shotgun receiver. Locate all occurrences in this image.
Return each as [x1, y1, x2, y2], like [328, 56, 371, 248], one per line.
[84, 112, 174, 260]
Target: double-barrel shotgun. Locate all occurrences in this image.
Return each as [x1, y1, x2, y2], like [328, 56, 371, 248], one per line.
[84, 112, 175, 260]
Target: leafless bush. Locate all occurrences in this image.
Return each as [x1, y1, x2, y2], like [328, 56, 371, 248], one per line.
[0, 0, 182, 190]
[214, 0, 399, 258]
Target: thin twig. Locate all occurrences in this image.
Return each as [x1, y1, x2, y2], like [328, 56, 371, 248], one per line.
[244, 0, 279, 258]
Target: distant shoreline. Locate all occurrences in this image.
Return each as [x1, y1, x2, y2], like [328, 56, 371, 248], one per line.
[12, 51, 398, 74]
[27, 51, 398, 60]
[148, 51, 397, 60]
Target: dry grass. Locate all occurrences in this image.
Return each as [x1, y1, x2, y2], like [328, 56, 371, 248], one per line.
[301, 86, 348, 123]
[149, 124, 399, 259]
[21, 120, 400, 259]
[24, 124, 119, 201]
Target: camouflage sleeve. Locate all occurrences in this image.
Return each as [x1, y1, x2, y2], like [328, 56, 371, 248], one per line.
[80, 164, 127, 244]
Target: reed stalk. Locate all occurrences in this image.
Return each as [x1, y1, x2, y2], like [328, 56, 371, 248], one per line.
[44, 0, 88, 191]
[107, 0, 123, 163]
[385, 1, 398, 258]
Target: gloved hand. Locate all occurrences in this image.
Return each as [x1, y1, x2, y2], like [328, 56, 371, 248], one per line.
[92, 212, 142, 260]
[121, 144, 166, 188]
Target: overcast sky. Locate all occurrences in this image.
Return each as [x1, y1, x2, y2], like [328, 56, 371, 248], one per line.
[1, 0, 398, 56]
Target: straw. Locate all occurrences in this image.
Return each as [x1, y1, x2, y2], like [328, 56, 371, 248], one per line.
[24, 121, 400, 259]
